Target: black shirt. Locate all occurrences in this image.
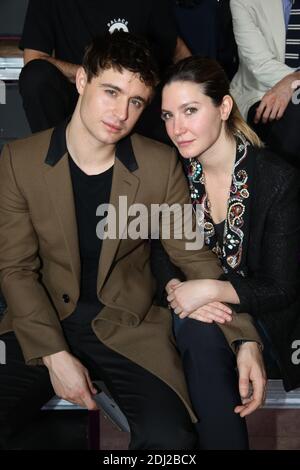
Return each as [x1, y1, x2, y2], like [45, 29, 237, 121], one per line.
[20, 0, 178, 70]
[214, 219, 225, 245]
[67, 155, 113, 325]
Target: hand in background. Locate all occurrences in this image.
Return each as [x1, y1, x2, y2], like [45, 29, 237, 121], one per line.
[255, 72, 300, 124]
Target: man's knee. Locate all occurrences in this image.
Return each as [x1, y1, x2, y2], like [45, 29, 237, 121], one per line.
[19, 59, 63, 96]
[131, 419, 197, 450]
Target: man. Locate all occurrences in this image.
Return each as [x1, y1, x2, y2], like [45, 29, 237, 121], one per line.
[0, 32, 264, 450]
[19, 0, 190, 141]
[230, 0, 300, 168]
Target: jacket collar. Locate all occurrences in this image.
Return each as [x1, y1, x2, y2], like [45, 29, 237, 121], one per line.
[44, 118, 139, 173]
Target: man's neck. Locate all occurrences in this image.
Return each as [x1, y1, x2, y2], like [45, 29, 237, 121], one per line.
[66, 113, 116, 176]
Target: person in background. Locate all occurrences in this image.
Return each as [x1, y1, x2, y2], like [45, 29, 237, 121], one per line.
[18, 0, 190, 142]
[230, 0, 300, 169]
[173, 0, 238, 79]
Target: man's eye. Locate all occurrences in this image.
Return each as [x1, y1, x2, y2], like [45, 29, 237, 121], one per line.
[106, 89, 117, 96]
[185, 107, 198, 115]
[161, 112, 172, 121]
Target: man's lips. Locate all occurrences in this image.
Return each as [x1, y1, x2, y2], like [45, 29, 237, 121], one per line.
[103, 121, 123, 132]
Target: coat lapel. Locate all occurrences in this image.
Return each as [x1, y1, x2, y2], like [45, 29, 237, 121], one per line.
[43, 122, 81, 293]
[97, 138, 140, 293]
[260, 0, 286, 60]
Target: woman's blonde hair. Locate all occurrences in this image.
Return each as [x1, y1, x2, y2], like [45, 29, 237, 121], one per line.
[228, 100, 263, 148]
[164, 56, 264, 148]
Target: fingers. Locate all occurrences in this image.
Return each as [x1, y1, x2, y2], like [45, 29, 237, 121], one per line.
[81, 393, 99, 411]
[238, 374, 250, 401]
[199, 304, 232, 323]
[254, 101, 266, 124]
[255, 96, 276, 124]
[185, 304, 232, 324]
[188, 312, 213, 323]
[235, 369, 267, 418]
[165, 278, 182, 295]
[85, 370, 98, 395]
[209, 302, 232, 314]
[269, 102, 281, 121]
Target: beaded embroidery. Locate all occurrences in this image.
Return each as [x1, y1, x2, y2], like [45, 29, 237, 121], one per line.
[187, 133, 250, 274]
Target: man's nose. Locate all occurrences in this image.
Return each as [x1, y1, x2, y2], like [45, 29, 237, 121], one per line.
[114, 99, 129, 121]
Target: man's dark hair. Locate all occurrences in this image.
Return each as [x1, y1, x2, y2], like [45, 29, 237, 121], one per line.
[82, 32, 160, 89]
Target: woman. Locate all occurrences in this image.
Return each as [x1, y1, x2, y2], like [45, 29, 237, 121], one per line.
[151, 56, 300, 449]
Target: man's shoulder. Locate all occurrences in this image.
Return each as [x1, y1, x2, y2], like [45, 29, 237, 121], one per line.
[4, 128, 54, 166]
[130, 133, 177, 167]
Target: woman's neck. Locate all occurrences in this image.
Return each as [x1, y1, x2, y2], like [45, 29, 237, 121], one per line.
[198, 129, 236, 177]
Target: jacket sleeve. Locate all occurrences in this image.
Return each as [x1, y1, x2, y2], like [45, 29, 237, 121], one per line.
[158, 149, 262, 349]
[225, 168, 300, 317]
[230, 0, 295, 88]
[0, 144, 70, 365]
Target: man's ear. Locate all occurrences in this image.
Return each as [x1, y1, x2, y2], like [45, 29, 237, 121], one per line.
[76, 67, 88, 95]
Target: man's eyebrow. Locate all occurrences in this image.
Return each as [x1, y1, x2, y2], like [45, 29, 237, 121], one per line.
[100, 83, 147, 104]
[100, 83, 122, 92]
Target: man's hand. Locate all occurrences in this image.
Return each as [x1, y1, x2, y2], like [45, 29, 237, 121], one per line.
[43, 350, 99, 410]
[255, 72, 300, 124]
[234, 342, 267, 418]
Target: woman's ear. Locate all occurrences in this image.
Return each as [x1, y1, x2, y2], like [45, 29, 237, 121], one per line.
[220, 95, 233, 122]
[76, 67, 88, 95]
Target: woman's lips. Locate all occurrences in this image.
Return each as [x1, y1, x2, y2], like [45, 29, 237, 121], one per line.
[177, 140, 195, 148]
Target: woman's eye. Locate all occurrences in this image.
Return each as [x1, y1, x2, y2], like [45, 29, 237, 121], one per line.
[131, 99, 142, 109]
[185, 107, 198, 115]
[161, 112, 172, 121]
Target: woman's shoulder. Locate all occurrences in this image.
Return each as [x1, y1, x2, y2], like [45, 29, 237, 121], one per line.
[249, 146, 299, 191]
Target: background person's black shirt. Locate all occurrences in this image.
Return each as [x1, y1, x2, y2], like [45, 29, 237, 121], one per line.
[20, 0, 178, 71]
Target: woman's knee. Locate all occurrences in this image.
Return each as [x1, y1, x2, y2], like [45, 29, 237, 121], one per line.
[176, 318, 228, 353]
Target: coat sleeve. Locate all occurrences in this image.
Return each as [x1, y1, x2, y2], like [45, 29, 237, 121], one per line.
[230, 0, 295, 88]
[225, 168, 300, 317]
[158, 149, 262, 349]
[0, 144, 70, 365]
